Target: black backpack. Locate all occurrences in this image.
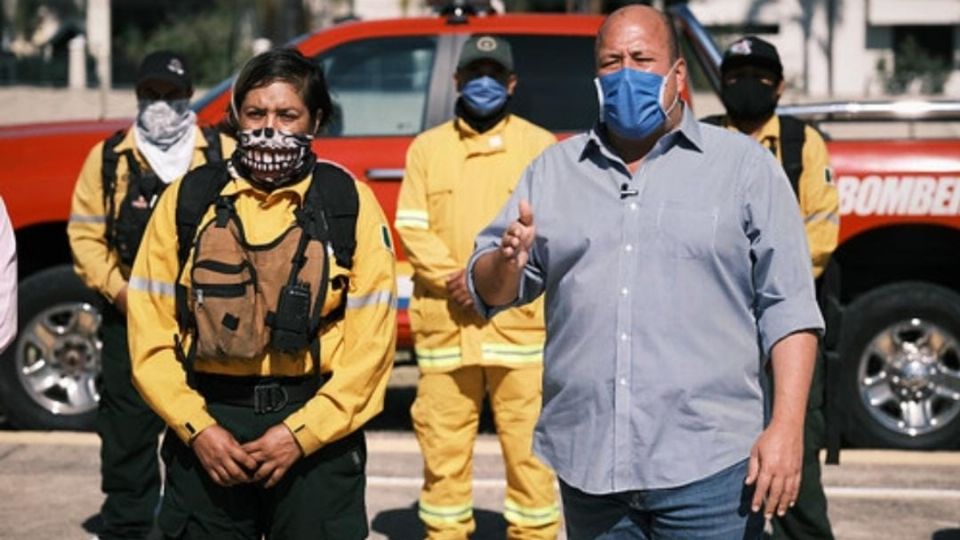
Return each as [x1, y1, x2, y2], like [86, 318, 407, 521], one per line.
[701, 114, 806, 198]
[101, 127, 223, 266]
[171, 161, 359, 367]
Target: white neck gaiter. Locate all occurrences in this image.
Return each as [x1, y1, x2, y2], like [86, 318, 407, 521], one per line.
[134, 99, 198, 184]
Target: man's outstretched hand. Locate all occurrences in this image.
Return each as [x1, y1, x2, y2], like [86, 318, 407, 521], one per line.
[499, 199, 536, 268]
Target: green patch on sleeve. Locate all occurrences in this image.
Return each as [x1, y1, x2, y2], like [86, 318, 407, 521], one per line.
[380, 223, 394, 252]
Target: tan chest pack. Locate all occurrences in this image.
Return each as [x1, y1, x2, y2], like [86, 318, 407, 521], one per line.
[173, 161, 359, 365]
[189, 198, 331, 359]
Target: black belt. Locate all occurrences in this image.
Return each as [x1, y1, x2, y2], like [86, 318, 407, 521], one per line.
[195, 373, 323, 414]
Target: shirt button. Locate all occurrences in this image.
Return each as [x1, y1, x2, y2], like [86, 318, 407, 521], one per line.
[620, 333, 629, 341]
[619, 378, 627, 386]
[630, 202, 638, 211]
[621, 287, 629, 296]
[625, 244, 633, 252]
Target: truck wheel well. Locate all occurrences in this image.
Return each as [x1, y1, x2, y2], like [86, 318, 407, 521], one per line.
[15, 222, 72, 280]
[834, 224, 960, 303]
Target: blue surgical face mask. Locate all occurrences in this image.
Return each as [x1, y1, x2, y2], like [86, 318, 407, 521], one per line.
[595, 63, 679, 140]
[461, 76, 509, 117]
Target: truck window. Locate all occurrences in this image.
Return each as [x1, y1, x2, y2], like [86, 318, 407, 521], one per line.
[317, 36, 438, 137]
[494, 35, 598, 132]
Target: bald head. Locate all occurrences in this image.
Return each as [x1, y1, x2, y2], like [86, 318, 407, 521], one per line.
[596, 5, 679, 68]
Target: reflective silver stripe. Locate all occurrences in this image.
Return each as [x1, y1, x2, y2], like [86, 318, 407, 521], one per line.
[68, 214, 107, 224]
[128, 277, 176, 297]
[481, 343, 543, 363]
[416, 346, 462, 368]
[346, 290, 396, 310]
[503, 499, 560, 526]
[394, 209, 429, 230]
[419, 499, 473, 524]
[805, 211, 840, 226]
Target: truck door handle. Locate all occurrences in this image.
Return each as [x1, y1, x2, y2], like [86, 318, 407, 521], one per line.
[365, 168, 405, 181]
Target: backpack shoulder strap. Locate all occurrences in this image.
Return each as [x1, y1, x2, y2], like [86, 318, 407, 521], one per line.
[200, 127, 224, 164]
[101, 129, 128, 241]
[700, 114, 726, 127]
[306, 160, 359, 270]
[778, 115, 806, 198]
[173, 162, 231, 331]
[175, 162, 231, 272]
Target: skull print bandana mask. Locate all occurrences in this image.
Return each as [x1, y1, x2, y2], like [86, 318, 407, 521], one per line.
[232, 127, 316, 190]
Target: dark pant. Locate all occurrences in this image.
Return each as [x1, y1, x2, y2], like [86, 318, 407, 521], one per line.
[158, 399, 369, 540]
[559, 459, 764, 540]
[771, 356, 835, 539]
[97, 308, 165, 539]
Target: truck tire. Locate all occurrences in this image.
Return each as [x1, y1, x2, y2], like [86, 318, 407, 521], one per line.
[0, 265, 101, 430]
[838, 281, 960, 449]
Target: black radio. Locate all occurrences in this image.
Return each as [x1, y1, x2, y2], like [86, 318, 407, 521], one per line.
[269, 281, 311, 354]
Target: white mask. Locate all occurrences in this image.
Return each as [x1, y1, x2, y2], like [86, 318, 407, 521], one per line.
[136, 99, 195, 150]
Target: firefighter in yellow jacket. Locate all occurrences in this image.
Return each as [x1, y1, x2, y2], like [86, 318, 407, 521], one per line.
[67, 51, 233, 540]
[706, 36, 840, 540]
[127, 48, 396, 539]
[395, 36, 559, 539]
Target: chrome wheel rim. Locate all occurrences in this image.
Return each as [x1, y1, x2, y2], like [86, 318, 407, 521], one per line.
[858, 317, 960, 437]
[15, 302, 101, 416]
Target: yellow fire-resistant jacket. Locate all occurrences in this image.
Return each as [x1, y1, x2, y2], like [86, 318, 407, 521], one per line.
[716, 115, 839, 278]
[395, 115, 555, 372]
[127, 169, 397, 456]
[67, 127, 235, 302]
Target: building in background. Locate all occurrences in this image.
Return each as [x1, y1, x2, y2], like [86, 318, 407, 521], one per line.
[688, 0, 960, 98]
[0, 0, 956, 99]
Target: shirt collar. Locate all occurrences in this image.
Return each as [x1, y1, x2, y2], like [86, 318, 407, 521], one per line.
[715, 114, 780, 145]
[456, 114, 511, 155]
[222, 164, 311, 204]
[581, 104, 704, 163]
[114, 126, 139, 153]
[754, 114, 781, 145]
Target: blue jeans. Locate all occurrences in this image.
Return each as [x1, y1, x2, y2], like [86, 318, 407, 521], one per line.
[559, 459, 764, 540]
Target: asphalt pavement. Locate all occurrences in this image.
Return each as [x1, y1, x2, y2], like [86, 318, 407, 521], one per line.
[1, 375, 959, 540]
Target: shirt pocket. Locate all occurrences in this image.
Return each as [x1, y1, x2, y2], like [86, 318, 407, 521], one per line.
[426, 181, 455, 235]
[655, 202, 719, 259]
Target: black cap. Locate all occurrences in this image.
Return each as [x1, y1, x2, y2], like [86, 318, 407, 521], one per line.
[457, 35, 513, 72]
[136, 51, 192, 93]
[720, 36, 783, 80]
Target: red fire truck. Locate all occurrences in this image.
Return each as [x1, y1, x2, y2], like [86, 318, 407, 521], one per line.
[0, 5, 957, 453]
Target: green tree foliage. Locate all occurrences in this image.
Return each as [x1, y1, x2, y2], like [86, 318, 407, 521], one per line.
[113, 0, 248, 87]
[883, 35, 950, 95]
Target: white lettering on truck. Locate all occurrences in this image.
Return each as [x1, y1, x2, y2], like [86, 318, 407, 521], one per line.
[837, 175, 960, 216]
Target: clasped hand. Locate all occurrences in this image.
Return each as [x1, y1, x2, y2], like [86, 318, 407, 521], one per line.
[192, 424, 303, 488]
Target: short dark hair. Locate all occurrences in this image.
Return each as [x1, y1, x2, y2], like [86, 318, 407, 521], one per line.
[229, 48, 333, 134]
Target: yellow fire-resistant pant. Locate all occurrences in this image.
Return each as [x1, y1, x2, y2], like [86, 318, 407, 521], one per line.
[411, 365, 560, 540]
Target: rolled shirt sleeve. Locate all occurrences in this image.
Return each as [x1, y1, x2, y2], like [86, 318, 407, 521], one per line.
[743, 147, 825, 356]
[467, 164, 547, 319]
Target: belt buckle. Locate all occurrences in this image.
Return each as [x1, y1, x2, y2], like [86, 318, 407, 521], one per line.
[253, 382, 289, 414]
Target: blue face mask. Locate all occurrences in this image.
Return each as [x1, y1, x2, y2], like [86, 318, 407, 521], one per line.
[461, 76, 509, 117]
[595, 64, 679, 140]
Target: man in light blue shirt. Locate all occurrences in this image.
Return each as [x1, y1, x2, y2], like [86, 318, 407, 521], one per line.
[469, 5, 823, 539]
